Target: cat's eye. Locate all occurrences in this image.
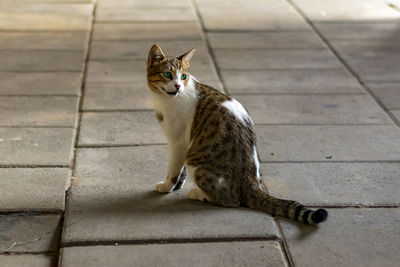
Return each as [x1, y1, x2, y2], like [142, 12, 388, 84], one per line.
[181, 74, 187, 80]
[164, 72, 172, 79]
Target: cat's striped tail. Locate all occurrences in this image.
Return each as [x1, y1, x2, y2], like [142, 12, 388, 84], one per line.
[245, 184, 328, 225]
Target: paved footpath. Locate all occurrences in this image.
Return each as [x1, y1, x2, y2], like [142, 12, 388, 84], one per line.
[0, 0, 399, 266]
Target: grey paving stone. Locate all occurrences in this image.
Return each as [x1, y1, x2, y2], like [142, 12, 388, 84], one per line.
[256, 125, 400, 162]
[0, 72, 81, 96]
[0, 168, 69, 211]
[0, 31, 87, 50]
[367, 82, 400, 109]
[0, 96, 78, 127]
[214, 50, 342, 70]
[97, 0, 192, 8]
[0, 215, 60, 253]
[63, 146, 278, 243]
[235, 94, 390, 125]
[208, 32, 326, 50]
[221, 69, 364, 94]
[0, 3, 93, 31]
[0, 50, 85, 72]
[0, 128, 74, 166]
[196, 0, 309, 30]
[315, 22, 400, 40]
[90, 40, 209, 61]
[79, 112, 166, 146]
[61, 241, 286, 267]
[93, 22, 202, 41]
[96, 8, 196, 22]
[392, 110, 400, 121]
[0, 255, 53, 267]
[261, 162, 400, 206]
[279, 208, 400, 267]
[293, 0, 400, 21]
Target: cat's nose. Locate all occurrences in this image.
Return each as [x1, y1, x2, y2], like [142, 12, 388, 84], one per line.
[175, 84, 181, 90]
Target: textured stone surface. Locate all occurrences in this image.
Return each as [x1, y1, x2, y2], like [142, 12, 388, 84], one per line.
[79, 112, 166, 146]
[61, 241, 286, 267]
[367, 82, 400, 109]
[0, 96, 78, 127]
[0, 72, 81, 96]
[392, 110, 400, 121]
[96, 8, 195, 22]
[221, 69, 364, 94]
[208, 32, 325, 49]
[0, 128, 74, 166]
[214, 50, 342, 70]
[93, 22, 202, 41]
[256, 125, 400, 162]
[0, 215, 60, 252]
[196, 0, 309, 30]
[280, 208, 400, 267]
[235, 94, 390, 125]
[0, 168, 69, 211]
[261, 162, 400, 206]
[0, 255, 53, 267]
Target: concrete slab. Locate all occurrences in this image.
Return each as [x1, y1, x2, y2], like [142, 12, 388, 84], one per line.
[96, 8, 196, 22]
[0, 168, 69, 211]
[0, 50, 85, 72]
[0, 31, 87, 50]
[261, 162, 400, 206]
[208, 32, 326, 50]
[367, 82, 400, 109]
[97, 0, 192, 8]
[0, 215, 60, 253]
[0, 255, 53, 267]
[61, 241, 286, 267]
[214, 50, 342, 70]
[196, 0, 309, 30]
[221, 69, 364, 94]
[0, 128, 74, 166]
[93, 22, 202, 41]
[234, 94, 390, 125]
[392, 110, 400, 121]
[0, 3, 93, 31]
[293, 0, 400, 21]
[90, 40, 209, 61]
[0, 72, 81, 96]
[0, 96, 78, 127]
[279, 208, 400, 267]
[79, 112, 166, 146]
[256, 125, 400, 162]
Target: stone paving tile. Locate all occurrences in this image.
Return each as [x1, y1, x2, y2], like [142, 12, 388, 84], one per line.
[90, 40, 209, 61]
[0, 96, 78, 127]
[196, 0, 309, 30]
[93, 22, 202, 41]
[0, 72, 81, 96]
[0, 168, 69, 211]
[214, 50, 342, 70]
[0, 3, 93, 31]
[367, 82, 400, 109]
[392, 110, 400, 121]
[261, 162, 400, 206]
[61, 241, 286, 267]
[63, 146, 278, 243]
[221, 69, 364, 94]
[234, 94, 390, 125]
[0, 128, 74, 166]
[0, 255, 53, 267]
[315, 22, 400, 40]
[256, 125, 400, 162]
[79, 112, 166, 146]
[208, 32, 326, 50]
[97, 0, 192, 8]
[96, 8, 196, 22]
[0, 31, 87, 50]
[279, 208, 400, 267]
[0, 215, 60, 253]
[293, 0, 400, 21]
[0, 50, 85, 72]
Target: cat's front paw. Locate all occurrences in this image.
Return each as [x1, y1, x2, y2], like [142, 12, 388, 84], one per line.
[156, 182, 172, 193]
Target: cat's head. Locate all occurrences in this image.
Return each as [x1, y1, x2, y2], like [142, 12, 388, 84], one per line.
[147, 44, 195, 97]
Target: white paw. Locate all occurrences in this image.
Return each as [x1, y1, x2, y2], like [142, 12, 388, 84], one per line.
[156, 182, 172, 193]
[189, 188, 209, 202]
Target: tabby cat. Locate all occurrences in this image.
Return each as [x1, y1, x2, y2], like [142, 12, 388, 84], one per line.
[147, 44, 327, 225]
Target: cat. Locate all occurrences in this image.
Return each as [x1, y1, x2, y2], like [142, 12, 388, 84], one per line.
[147, 44, 328, 225]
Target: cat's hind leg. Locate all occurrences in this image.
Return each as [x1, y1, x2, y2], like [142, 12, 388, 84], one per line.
[189, 188, 210, 202]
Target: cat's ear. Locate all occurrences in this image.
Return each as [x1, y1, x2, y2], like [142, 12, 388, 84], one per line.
[178, 48, 196, 65]
[148, 44, 166, 64]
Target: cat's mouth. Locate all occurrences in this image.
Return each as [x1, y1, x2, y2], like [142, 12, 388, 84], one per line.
[161, 86, 179, 96]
